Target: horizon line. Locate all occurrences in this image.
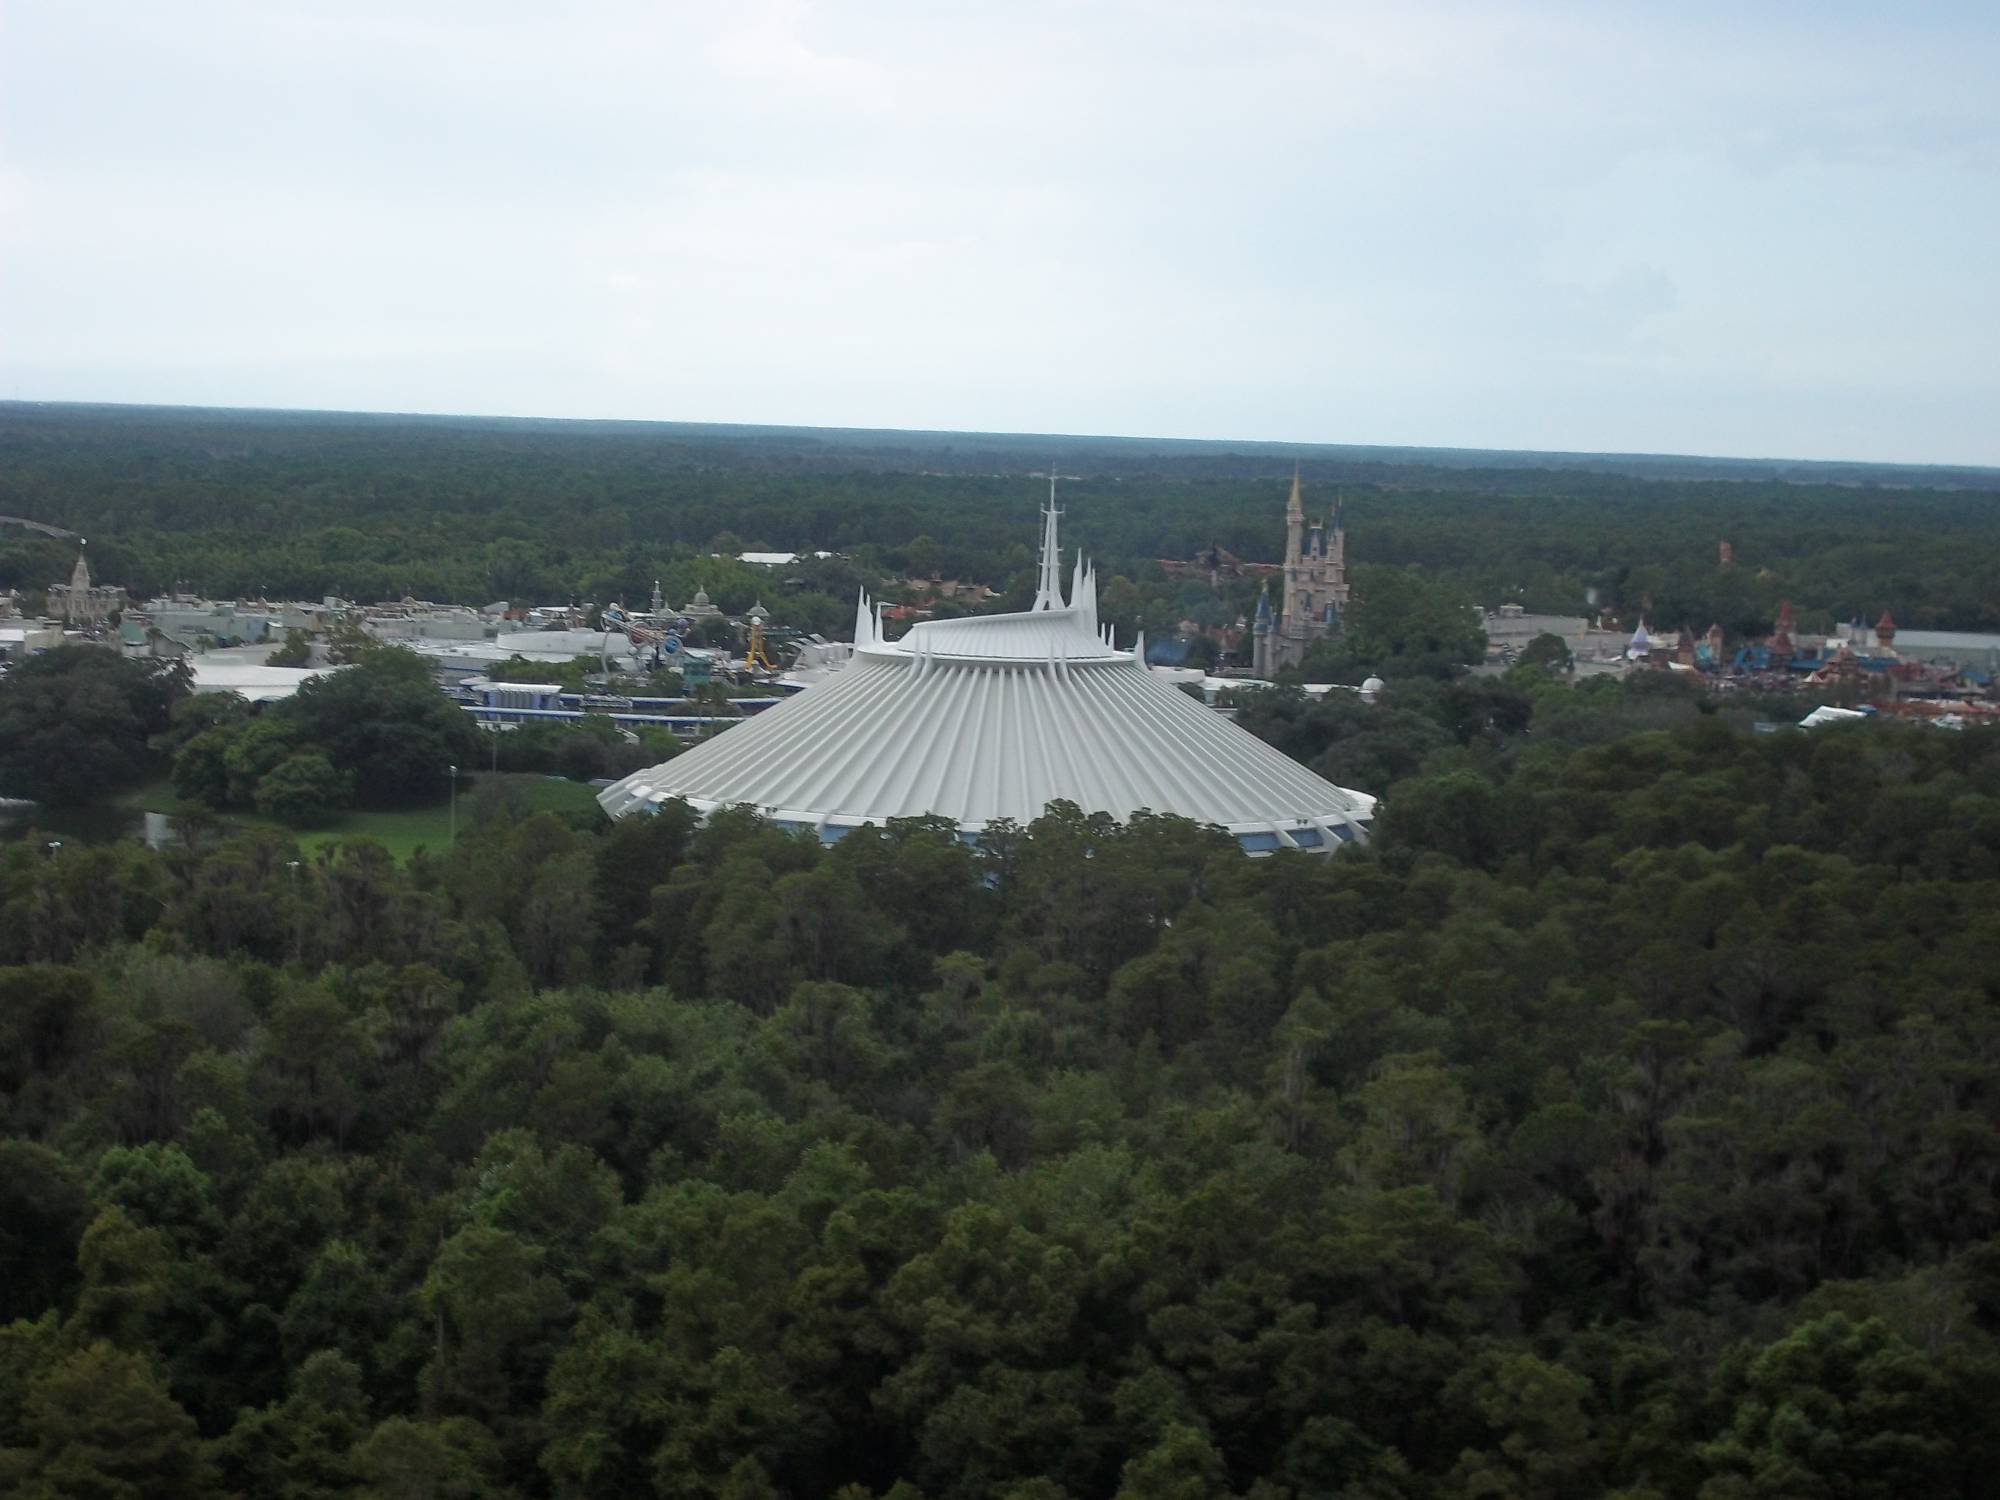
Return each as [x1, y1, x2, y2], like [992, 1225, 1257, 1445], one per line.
[3, 396, 1996, 480]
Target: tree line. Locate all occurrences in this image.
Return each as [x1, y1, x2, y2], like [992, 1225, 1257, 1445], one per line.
[5, 405, 1999, 641]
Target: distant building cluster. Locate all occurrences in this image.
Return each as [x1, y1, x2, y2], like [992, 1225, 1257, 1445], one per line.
[1, 546, 835, 731]
[1484, 595, 2000, 725]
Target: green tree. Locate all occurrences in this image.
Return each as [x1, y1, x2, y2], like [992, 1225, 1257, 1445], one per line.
[220, 715, 304, 805]
[67, 1207, 174, 1352]
[0, 1142, 88, 1324]
[0, 648, 185, 805]
[277, 650, 478, 807]
[0, 1341, 214, 1500]
[269, 627, 314, 667]
[420, 1226, 570, 1438]
[355, 1416, 517, 1500]
[1115, 1423, 1232, 1500]
[1698, 1315, 1954, 1499]
[214, 1349, 369, 1500]
[170, 723, 236, 808]
[1514, 630, 1572, 674]
[1298, 564, 1485, 682]
[255, 751, 353, 824]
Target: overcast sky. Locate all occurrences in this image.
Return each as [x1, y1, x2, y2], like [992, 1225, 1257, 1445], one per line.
[2, 1, 1995, 464]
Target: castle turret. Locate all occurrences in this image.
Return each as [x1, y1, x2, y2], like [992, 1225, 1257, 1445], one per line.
[1284, 464, 1304, 568]
[1251, 584, 1276, 678]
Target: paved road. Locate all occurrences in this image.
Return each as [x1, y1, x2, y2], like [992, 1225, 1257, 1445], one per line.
[0, 515, 76, 538]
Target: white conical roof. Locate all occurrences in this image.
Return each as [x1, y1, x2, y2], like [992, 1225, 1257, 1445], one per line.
[599, 506, 1374, 853]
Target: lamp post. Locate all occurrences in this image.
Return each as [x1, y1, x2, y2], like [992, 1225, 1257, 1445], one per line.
[448, 764, 458, 846]
[286, 860, 301, 961]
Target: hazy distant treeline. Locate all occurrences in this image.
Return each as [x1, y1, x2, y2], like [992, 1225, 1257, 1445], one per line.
[4, 402, 1999, 634]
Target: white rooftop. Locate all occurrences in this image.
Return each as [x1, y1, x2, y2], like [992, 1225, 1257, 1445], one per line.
[398, 630, 636, 666]
[602, 496, 1374, 851]
[187, 655, 340, 703]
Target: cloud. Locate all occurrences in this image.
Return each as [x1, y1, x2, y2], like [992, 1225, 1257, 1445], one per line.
[0, 0, 1996, 461]
[707, 1, 888, 103]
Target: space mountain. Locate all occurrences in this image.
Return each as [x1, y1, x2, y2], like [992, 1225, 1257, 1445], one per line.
[597, 503, 1375, 853]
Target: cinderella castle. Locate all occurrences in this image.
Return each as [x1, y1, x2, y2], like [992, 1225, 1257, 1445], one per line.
[1252, 467, 1349, 677]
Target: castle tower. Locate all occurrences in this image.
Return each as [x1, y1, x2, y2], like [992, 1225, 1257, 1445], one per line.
[1266, 469, 1349, 675]
[49, 540, 121, 630]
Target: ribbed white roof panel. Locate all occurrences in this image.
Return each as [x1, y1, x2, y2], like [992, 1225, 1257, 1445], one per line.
[598, 653, 1374, 845]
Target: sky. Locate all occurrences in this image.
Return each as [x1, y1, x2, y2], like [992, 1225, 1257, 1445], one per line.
[2, 1, 1996, 465]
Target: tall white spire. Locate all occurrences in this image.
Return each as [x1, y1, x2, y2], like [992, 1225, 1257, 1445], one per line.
[1032, 471, 1064, 611]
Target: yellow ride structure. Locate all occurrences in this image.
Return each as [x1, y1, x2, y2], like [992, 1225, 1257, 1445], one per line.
[742, 616, 779, 673]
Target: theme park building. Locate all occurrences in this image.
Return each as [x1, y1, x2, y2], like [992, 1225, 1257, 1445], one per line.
[599, 499, 1376, 853]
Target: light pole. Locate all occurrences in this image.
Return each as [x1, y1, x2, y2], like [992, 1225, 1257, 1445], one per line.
[286, 860, 301, 961]
[448, 764, 458, 846]
[45, 840, 60, 859]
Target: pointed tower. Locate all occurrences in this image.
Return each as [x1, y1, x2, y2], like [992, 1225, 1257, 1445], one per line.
[51, 539, 117, 628]
[1031, 475, 1065, 611]
[1252, 584, 1276, 678]
[1284, 464, 1304, 567]
[1323, 490, 1349, 618]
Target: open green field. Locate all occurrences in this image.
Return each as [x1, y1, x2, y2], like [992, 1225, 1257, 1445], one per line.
[114, 772, 603, 861]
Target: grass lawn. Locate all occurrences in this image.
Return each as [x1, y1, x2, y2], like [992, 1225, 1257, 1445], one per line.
[114, 773, 603, 861]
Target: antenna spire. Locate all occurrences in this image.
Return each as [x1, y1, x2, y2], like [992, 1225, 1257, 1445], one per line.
[1032, 469, 1064, 611]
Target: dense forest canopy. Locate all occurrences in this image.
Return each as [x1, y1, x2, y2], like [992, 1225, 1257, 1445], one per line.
[4, 667, 2000, 1496]
[7, 405, 2000, 1492]
[5, 403, 2000, 637]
